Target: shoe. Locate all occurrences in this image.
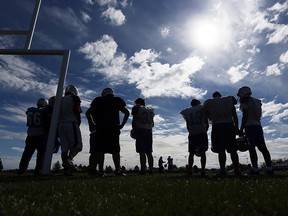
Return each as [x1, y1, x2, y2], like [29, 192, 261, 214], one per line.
[98, 172, 106, 178]
[63, 159, 79, 172]
[115, 170, 126, 176]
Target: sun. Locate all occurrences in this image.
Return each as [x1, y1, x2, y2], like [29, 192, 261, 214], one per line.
[185, 17, 231, 51]
[193, 22, 220, 48]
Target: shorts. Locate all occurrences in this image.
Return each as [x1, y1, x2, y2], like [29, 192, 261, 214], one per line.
[135, 129, 153, 153]
[188, 133, 208, 154]
[245, 125, 268, 152]
[94, 128, 121, 153]
[58, 122, 83, 153]
[211, 123, 237, 153]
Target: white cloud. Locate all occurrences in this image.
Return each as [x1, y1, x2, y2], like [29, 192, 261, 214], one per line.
[0, 129, 26, 140]
[246, 45, 260, 55]
[268, 1, 288, 14]
[44, 6, 87, 33]
[79, 35, 127, 82]
[0, 56, 58, 96]
[127, 50, 206, 98]
[227, 64, 249, 83]
[238, 39, 247, 48]
[166, 47, 173, 53]
[280, 50, 288, 63]
[80, 11, 92, 23]
[101, 7, 126, 26]
[251, 1, 288, 44]
[266, 24, 288, 44]
[79, 35, 206, 98]
[262, 100, 288, 123]
[265, 63, 282, 76]
[97, 0, 117, 7]
[160, 27, 170, 38]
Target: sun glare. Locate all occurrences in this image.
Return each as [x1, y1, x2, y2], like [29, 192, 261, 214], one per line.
[185, 17, 231, 52]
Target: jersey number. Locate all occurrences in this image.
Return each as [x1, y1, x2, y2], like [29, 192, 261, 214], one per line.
[27, 111, 42, 127]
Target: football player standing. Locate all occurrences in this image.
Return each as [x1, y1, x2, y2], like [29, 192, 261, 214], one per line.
[180, 99, 209, 176]
[131, 98, 155, 175]
[203, 91, 241, 176]
[86, 88, 129, 177]
[58, 85, 83, 176]
[237, 86, 273, 175]
[17, 98, 48, 175]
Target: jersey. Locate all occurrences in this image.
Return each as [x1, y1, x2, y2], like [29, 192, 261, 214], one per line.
[26, 107, 45, 136]
[90, 96, 126, 129]
[180, 104, 207, 134]
[240, 97, 262, 126]
[203, 96, 236, 124]
[132, 105, 155, 129]
[59, 95, 82, 124]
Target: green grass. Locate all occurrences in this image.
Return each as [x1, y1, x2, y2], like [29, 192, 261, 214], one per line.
[1, 171, 288, 216]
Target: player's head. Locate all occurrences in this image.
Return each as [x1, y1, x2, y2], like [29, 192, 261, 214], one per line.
[134, 98, 145, 106]
[65, 85, 79, 96]
[101, 88, 114, 97]
[212, 91, 222, 98]
[37, 98, 48, 108]
[48, 96, 56, 106]
[190, 99, 201, 107]
[237, 86, 252, 99]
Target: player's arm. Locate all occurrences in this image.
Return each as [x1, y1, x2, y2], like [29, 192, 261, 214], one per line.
[119, 106, 130, 129]
[239, 108, 248, 136]
[232, 106, 239, 134]
[85, 106, 96, 132]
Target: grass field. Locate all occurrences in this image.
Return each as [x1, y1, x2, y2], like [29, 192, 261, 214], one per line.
[1, 171, 288, 216]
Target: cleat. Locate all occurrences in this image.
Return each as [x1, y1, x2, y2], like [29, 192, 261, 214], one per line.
[63, 159, 79, 172]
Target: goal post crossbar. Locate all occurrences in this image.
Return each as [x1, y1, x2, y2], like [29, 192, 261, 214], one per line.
[0, 49, 71, 175]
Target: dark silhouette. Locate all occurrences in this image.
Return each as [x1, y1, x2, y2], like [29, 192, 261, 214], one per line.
[58, 85, 83, 176]
[158, 156, 165, 173]
[86, 88, 129, 176]
[203, 91, 241, 176]
[180, 99, 209, 176]
[17, 98, 48, 175]
[131, 98, 155, 175]
[237, 86, 273, 175]
[166, 156, 173, 172]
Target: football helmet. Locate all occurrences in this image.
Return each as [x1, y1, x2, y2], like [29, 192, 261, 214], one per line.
[37, 98, 48, 108]
[236, 135, 250, 152]
[101, 88, 114, 97]
[65, 85, 79, 96]
[237, 86, 252, 99]
[48, 96, 56, 106]
[134, 98, 145, 106]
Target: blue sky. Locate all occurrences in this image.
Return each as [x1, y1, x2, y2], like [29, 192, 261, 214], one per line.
[0, 0, 288, 170]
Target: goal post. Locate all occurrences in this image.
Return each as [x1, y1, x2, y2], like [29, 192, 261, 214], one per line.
[0, 49, 70, 174]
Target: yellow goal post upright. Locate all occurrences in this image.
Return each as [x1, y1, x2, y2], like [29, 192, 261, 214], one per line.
[0, 0, 70, 175]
